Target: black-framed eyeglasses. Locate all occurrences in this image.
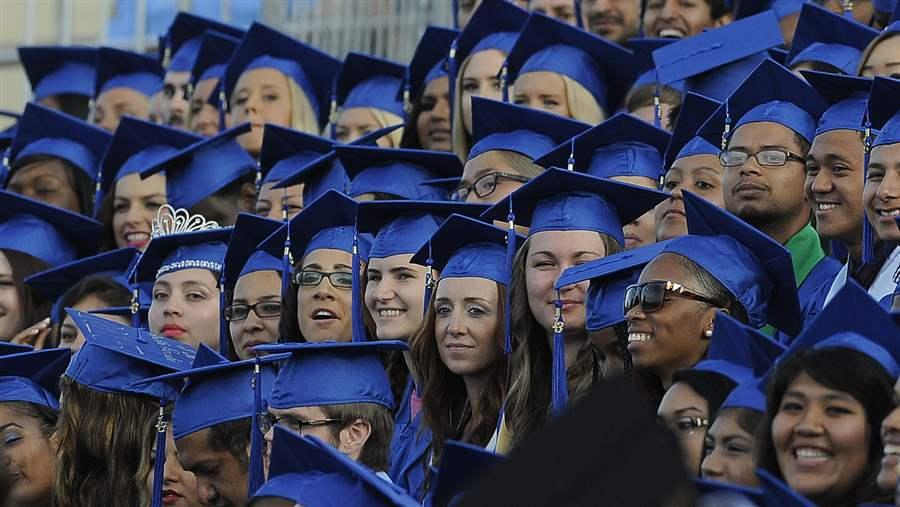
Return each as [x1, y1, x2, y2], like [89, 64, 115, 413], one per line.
[223, 301, 283, 321]
[624, 280, 721, 314]
[719, 149, 806, 168]
[162, 82, 191, 101]
[448, 172, 531, 202]
[292, 270, 353, 289]
[659, 416, 710, 440]
[257, 413, 344, 435]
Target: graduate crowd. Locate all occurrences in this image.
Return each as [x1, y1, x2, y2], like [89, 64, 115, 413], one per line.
[1, 0, 900, 505]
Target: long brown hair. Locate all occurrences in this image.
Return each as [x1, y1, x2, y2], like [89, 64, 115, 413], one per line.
[1, 249, 51, 336]
[504, 234, 620, 446]
[410, 281, 509, 463]
[54, 377, 158, 507]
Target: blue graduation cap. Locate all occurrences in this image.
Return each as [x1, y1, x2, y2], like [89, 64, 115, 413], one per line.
[133, 226, 230, 284]
[189, 30, 241, 87]
[661, 191, 802, 335]
[870, 76, 900, 149]
[0, 110, 19, 153]
[699, 58, 827, 149]
[64, 308, 195, 399]
[733, 0, 804, 20]
[18, 46, 96, 101]
[400, 26, 459, 111]
[419, 176, 460, 201]
[140, 123, 256, 209]
[534, 112, 670, 181]
[0, 342, 33, 356]
[161, 12, 244, 72]
[258, 124, 335, 187]
[251, 427, 418, 507]
[334, 52, 406, 119]
[481, 167, 668, 245]
[94, 46, 164, 99]
[757, 469, 816, 507]
[504, 12, 635, 112]
[800, 71, 871, 136]
[781, 280, 900, 377]
[693, 478, 764, 506]
[410, 213, 523, 287]
[95, 116, 202, 207]
[450, 0, 530, 89]
[269, 123, 403, 198]
[256, 340, 407, 410]
[627, 37, 678, 73]
[787, 3, 879, 75]
[357, 200, 488, 260]
[9, 102, 112, 182]
[223, 22, 340, 129]
[337, 145, 464, 201]
[663, 92, 721, 169]
[431, 440, 506, 507]
[24, 247, 138, 322]
[222, 213, 283, 292]
[652, 12, 784, 101]
[555, 241, 670, 332]
[469, 96, 590, 162]
[0, 348, 71, 410]
[0, 189, 101, 266]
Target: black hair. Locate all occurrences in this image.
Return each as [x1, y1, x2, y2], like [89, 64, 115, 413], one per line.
[10, 154, 94, 215]
[206, 417, 252, 472]
[756, 347, 894, 506]
[53, 274, 131, 347]
[671, 369, 738, 417]
[1, 249, 51, 334]
[52, 94, 91, 121]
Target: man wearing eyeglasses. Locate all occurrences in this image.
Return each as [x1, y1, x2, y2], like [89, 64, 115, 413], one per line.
[256, 341, 407, 485]
[711, 60, 841, 341]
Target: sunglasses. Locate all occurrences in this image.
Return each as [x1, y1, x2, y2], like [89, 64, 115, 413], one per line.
[624, 280, 720, 313]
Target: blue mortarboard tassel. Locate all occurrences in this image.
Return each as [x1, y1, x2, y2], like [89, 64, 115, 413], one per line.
[329, 89, 339, 140]
[452, 0, 459, 29]
[862, 114, 875, 263]
[150, 400, 168, 507]
[500, 59, 509, 103]
[424, 240, 436, 314]
[448, 39, 459, 127]
[842, 0, 854, 18]
[574, 0, 583, 29]
[218, 271, 228, 355]
[653, 69, 662, 129]
[280, 199, 293, 307]
[504, 196, 516, 355]
[721, 99, 732, 151]
[566, 138, 576, 171]
[248, 357, 265, 494]
[551, 291, 567, 416]
[351, 228, 366, 343]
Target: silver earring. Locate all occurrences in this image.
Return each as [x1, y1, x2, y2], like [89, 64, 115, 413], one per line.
[704, 329, 713, 338]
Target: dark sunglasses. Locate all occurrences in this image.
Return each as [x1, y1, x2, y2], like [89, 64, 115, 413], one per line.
[624, 280, 720, 313]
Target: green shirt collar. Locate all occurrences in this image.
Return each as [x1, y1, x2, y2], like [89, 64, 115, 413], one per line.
[785, 223, 825, 287]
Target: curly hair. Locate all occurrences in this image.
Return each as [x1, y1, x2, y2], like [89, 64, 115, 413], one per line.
[54, 377, 159, 507]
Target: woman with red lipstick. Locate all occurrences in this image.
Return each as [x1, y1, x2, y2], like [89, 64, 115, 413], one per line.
[94, 117, 202, 252]
[222, 23, 339, 157]
[481, 168, 666, 449]
[756, 283, 899, 506]
[147, 427, 201, 507]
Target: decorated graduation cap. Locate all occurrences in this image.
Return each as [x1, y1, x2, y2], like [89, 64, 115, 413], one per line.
[555, 241, 670, 333]
[18, 45, 96, 101]
[787, 3, 879, 75]
[504, 12, 635, 112]
[652, 11, 784, 102]
[663, 92, 721, 169]
[337, 145, 463, 201]
[258, 124, 335, 188]
[161, 12, 244, 72]
[662, 192, 802, 336]
[0, 190, 100, 266]
[94, 46, 164, 98]
[24, 247, 138, 323]
[535, 112, 670, 181]
[801, 71, 871, 136]
[482, 169, 667, 414]
[133, 345, 288, 495]
[781, 280, 900, 377]
[8, 102, 111, 182]
[95, 116, 202, 208]
[223, 22, 340, 129]
[468, 96, 590, 162]
[333, 52, 406, 120]
[140, 123, 256, 209]
[251, 427, 418, 507]
[258, 340, 407, 411]
[400, 26, 459, 112]
[189, 30, 241, 88]
[64, 308, 195, 507]
[0, 348, 71, 410]
[431, 440, 506, 507]
[133, 209, 229, 284]
[699, 58, 827, 150]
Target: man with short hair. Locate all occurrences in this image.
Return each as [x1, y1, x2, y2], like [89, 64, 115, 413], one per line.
[583, 0, 642, 44]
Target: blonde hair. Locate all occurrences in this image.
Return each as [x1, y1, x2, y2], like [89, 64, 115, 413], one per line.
[856, 31, 900, 76]
[452, 55, 473, 162]
[287, 77, 321, 135]
[561, 75, 606, 125]
[327, 107, 405, 147]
